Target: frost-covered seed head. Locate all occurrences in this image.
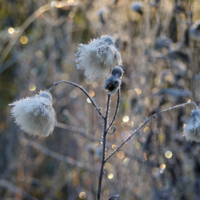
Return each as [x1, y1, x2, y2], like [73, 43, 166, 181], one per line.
[102, 76, 121, 95]
[183, 109, 200, 142]
[9, 91, 56, 137]
[38, 90, 52, 101]
[189, 21, 200, 41]
[111, 66, 124, 78]
[101, 35, 114, 45]
[75, 35, 122, 82]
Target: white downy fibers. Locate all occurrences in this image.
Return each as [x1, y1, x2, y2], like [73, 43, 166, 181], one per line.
[75, 35, 122, 82]
[10, 91, 56, 137]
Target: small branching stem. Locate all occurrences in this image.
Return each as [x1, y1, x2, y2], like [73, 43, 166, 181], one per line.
[105, 90, 120, 134]
[48, 80, 105, 119]
[97, 94, 111, 200]
[105, 101, 198, 162]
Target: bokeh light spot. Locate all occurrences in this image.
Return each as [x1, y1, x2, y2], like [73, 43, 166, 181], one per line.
[108, 173, 114, 179]
[8, 27, 14, 34]
[79, 191, 86, 199]
[165, 151, 172, 159]
[92, 82, 98, 88]
[69, 11, 75, 18]
[123, 157, 130, 166]
[122, 115, 129, 122]
[20, 36, 28, 44]
[29, 84, 36, 91]
[117, 151, 125, 159]
[135, 142, 140, 149]
[20, 138, 27, 146]
[135, 88, 141, 95]
[87, 98, 91, 103]
[89, 91, 95, 97]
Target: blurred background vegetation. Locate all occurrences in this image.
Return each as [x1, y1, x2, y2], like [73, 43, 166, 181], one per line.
[1, 0, 200, 199]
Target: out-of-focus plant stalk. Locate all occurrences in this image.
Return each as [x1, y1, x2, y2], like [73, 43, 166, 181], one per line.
[97, 94, 111, 200]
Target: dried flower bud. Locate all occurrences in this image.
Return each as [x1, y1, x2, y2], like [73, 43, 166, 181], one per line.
[183, 109, 200, 142]
[9, 91, 56, 137]
[102, 76, 121, 95]
[111, 66, 124, 78]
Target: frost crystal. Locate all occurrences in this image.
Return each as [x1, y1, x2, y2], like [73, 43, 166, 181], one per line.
[9, 91, 56, 137]
[75, 35, 122, 82]
[183, 109, 200, 142]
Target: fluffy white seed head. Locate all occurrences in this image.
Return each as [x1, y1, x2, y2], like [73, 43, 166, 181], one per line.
[9, 91, 56, 137]
[183, 109, 200, 142]
[189, 21, 200, 41]
[75, 35, 122, 82]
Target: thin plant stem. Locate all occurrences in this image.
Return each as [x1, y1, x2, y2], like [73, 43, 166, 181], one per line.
[56, 122, 101, 142]
[105, 89, 120, 134]
[97, 94, 111, 200]
[48, 80, 105, 119]
[105, 101, 198, 162]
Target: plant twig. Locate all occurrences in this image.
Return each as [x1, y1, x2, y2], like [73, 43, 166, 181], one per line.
[27, 139, 98, 174]
[105, 102, 198, 162]
[106, 89, 120, 133]
[97, 94, 111, 200]
[48, 80, 105, 119]
[56, 122, 101, 142]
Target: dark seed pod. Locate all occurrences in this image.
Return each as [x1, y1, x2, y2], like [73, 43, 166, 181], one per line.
[102, 76, 121, 95]
[111, 66, 124, 78]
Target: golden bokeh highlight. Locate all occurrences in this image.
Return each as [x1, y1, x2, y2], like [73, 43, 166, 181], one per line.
[79, 191, 86, 199]
[20, 36, 28, 44]
[117, 151, 125, 159]
[160, 164, 166, 169]
[112, 144, 117, 149]
[122, 115, 129, 122]
[108, 173, 114, 179]
[69, 12, 75, 18]
[89, 91, 95, 97]
[8, 27, 14, 34]
[143, 127, 150, 134]
[135, 88, 141, 95]
[29, 84, 36, 91]
[165, 151, 172, 159]
[104, 162, 112, 170]
[135, 142, 140, 149]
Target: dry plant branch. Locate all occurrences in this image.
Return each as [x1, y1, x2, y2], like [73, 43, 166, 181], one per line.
[27, 139, 98, 174]
[48, 80, 105, 119]
[97, 94, 111, 200]
[105, 102, 198, 162]
[106, 89, 120, 133]
[56, 122, 101, 142]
